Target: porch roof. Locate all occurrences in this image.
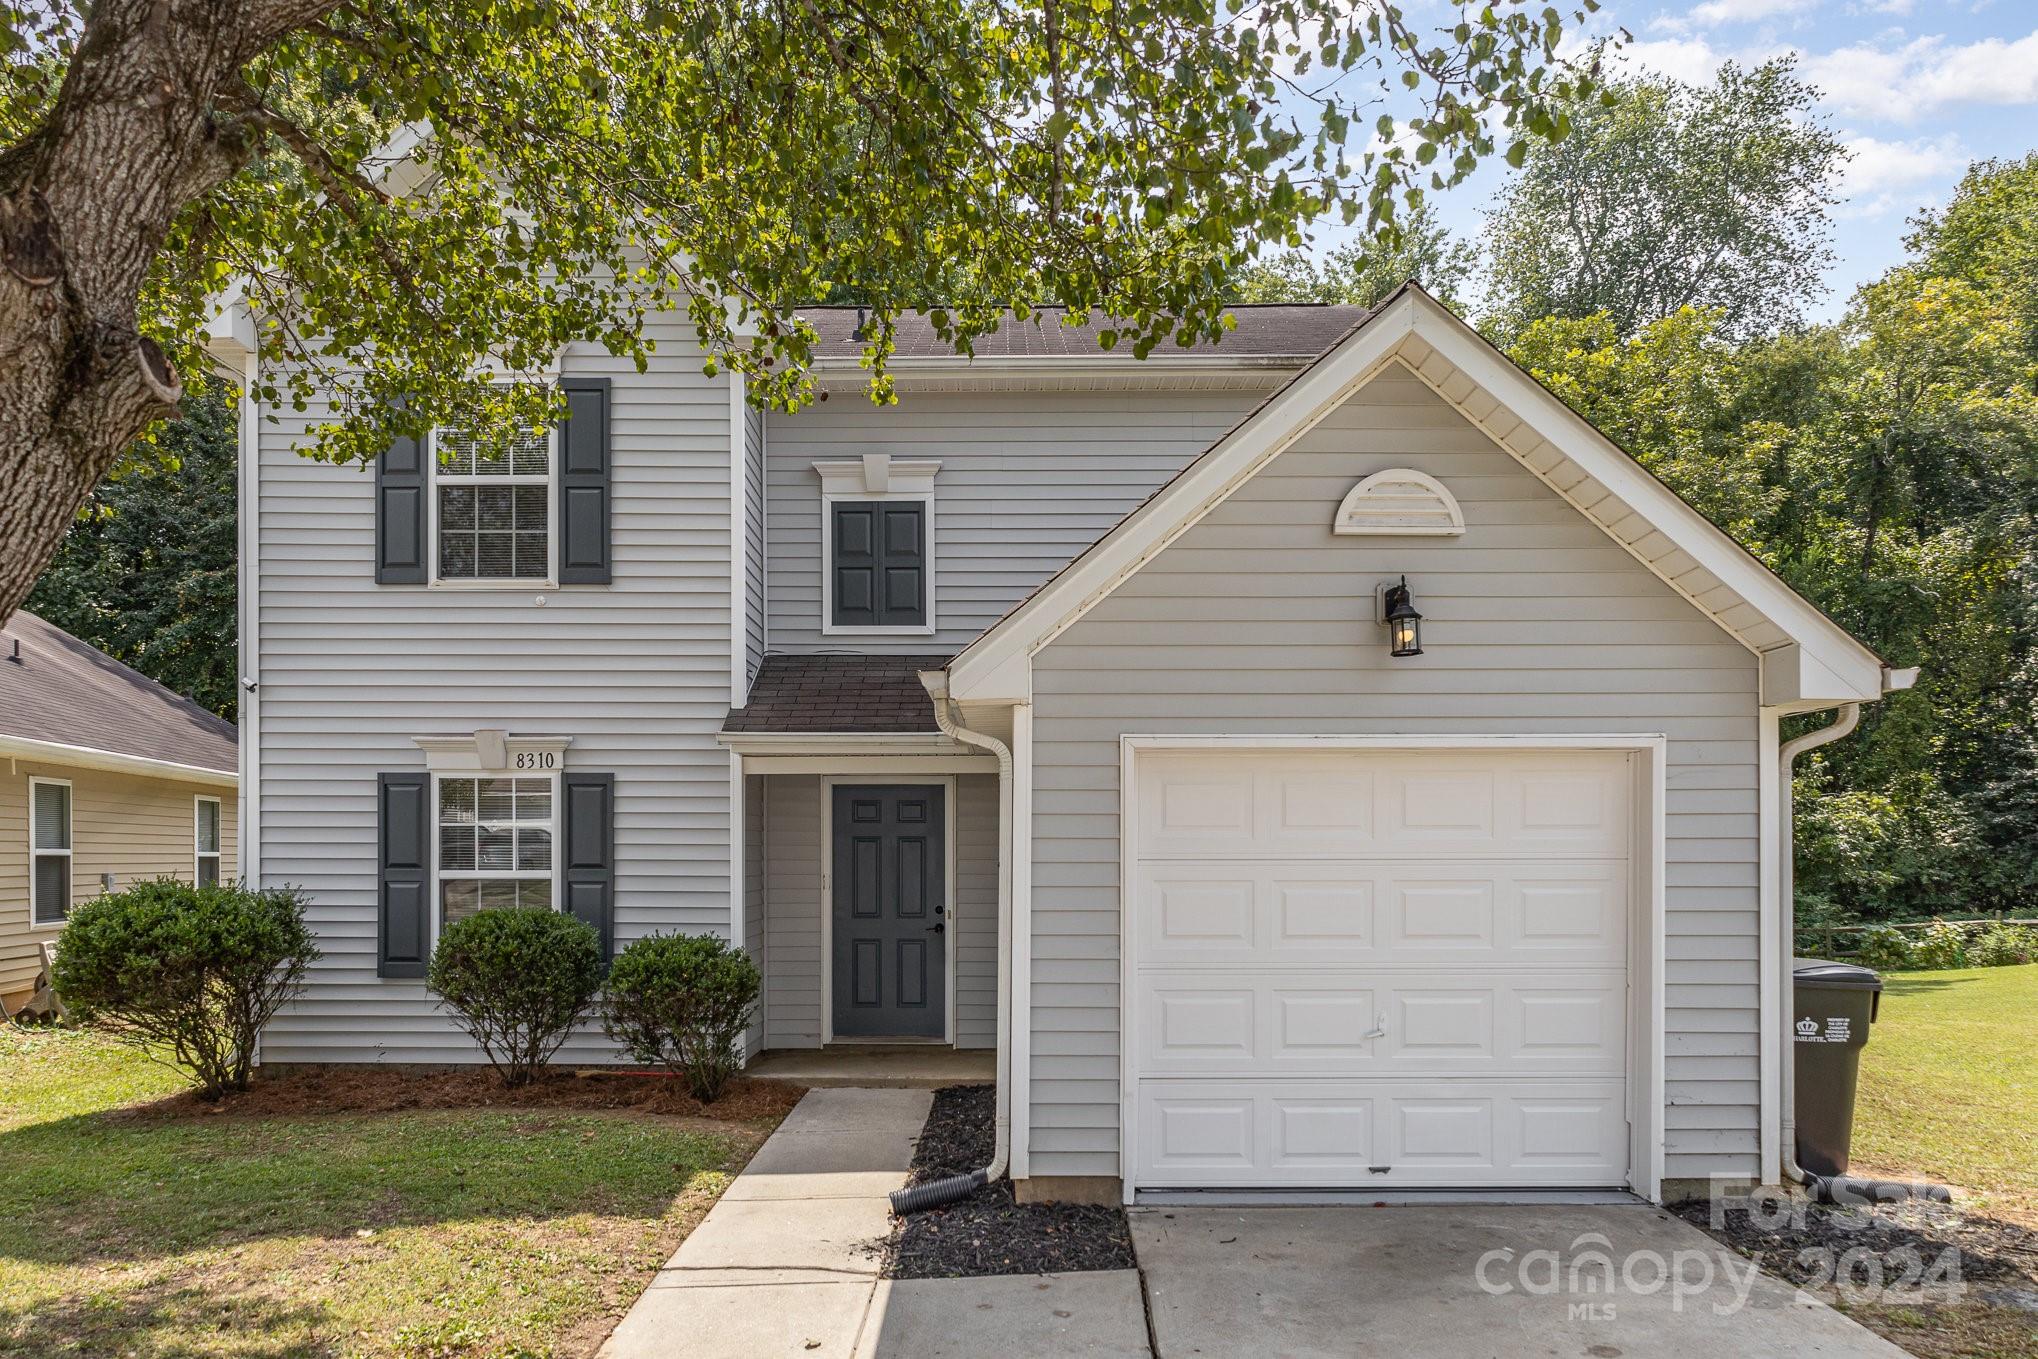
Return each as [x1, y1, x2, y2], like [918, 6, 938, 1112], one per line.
[723, 653, 954, 735]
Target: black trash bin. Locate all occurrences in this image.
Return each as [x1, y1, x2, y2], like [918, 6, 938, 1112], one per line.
[1793, 958, 1885, 1177]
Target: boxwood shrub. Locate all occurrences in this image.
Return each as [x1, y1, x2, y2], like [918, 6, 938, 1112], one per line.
[427, 907, 604, 1086]
[52, 878, 318, 1098]
[602, 933, 760, 1102]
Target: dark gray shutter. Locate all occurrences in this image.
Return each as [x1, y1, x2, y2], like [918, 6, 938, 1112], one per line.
[562, 772, 615, 960]
[831, 501, 925, 627]
[375, 404, 428, 584]
[558, 377, 612, 584]
[377, 772, 431, 978]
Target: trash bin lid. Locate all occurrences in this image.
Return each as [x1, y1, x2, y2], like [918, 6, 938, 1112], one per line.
[1793, 957, 1884, 990]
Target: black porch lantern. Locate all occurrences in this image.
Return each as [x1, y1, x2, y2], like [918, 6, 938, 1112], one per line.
[1382, 576, 1423, 657]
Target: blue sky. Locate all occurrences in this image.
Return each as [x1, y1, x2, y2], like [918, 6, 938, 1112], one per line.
[1352, 0, 2038, 321]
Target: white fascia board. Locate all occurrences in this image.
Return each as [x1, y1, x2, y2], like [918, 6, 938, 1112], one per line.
[946, 292, 1421, 702]
[0, 735, 237, 788]
[714, 731, 977, 756]
[1407, 294, 1887, 701]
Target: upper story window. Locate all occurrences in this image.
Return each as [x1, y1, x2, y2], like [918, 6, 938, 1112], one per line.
[29, 777, 71, 926]
[195, 796, 222, 886]
[432, 425, 554, 582]
[815, 456, 940, 635]
[436, 774, 556, 931]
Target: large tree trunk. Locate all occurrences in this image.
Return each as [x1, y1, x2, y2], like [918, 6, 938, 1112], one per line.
[0, 0, 332, 620]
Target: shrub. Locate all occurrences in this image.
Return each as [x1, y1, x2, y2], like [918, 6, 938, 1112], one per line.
[1971, 921, 2038, 967]
[52, 878, 318, 1098]
[1853, 925, 1917, 972]
[427, 907, 603, 1087]
[602, 934, 761, 1102]
[1911, 918, 1971, 970]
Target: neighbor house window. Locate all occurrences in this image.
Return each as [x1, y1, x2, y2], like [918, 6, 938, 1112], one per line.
[29, 777, 71, 925]
[432, 424, 554, 582]
[195, 796, 222, 886]
[435, 775, 556, 930]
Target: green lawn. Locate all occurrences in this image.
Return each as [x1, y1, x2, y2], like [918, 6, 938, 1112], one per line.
[1851, 965, 2038, 1222]
[0, 1026, 771, 1358]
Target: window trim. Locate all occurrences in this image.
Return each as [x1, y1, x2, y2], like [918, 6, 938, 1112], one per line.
[193, 794, 222, 887]
[28, 775, 72, 927]
[427, 421, 560, 589]
[428, 770, 563, 951]
[815, 457, 939, 637]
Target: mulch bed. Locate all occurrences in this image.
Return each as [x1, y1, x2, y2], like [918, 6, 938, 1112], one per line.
[122, 1066, 807, 1124]
[873, 1084, 1136, 1279]
[1673, 1192, 2038, 1294]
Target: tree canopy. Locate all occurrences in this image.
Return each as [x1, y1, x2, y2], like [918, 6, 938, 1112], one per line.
[0, 0, 1602, 619]
[1232, 202, 1477, 309]
[1483, 56, 1846, 342]
[1510, 151, 2038, 919]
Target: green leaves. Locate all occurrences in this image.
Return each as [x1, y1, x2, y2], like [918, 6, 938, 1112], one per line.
[20, 0, 1597, 453]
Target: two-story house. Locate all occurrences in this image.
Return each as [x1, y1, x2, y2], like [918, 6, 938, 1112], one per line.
[222, 284, 1909, 1207]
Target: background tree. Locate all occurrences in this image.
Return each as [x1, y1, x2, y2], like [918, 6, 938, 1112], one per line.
[0, 0, 1601, 622]
[1233, 202, 1477, 308]
[27, 380, 238, 719]
[1508, 153, 2038, 922]
[1484, 57, 1846, 342]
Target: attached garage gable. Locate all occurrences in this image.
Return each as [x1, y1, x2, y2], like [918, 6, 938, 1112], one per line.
[1024, 360, 1756, 1199]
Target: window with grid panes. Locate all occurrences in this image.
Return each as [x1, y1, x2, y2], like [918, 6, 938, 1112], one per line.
[433, 424, 553, 581]
[435, 775, 556, 929]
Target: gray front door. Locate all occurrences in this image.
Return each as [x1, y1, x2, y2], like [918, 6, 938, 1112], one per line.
[831, 784, 946, 1039]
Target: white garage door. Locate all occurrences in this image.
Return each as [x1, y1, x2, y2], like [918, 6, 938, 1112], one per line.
[1129, 748, 1634, 1190]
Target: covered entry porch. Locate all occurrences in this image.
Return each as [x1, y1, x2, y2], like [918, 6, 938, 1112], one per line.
[722, 655, 1008, 1060]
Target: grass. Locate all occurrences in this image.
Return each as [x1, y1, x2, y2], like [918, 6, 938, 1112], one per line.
[0, 1026, 776, 1358]
[1851, 965, 2038, 1223]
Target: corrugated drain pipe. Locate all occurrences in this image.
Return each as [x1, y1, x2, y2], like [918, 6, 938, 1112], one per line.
[891, 672, 1011, 1215]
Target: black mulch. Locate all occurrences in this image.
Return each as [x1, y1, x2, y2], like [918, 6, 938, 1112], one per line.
[872, 1084, 1137, 1279]
[1673, 1193, 2038, 1292]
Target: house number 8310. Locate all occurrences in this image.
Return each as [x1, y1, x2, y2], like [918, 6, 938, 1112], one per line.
[514, 752, 557, 770]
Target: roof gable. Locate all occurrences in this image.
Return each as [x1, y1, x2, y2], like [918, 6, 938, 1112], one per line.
[945, 286, 1900, 709]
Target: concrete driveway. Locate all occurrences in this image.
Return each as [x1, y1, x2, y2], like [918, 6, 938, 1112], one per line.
[1130, 1203, 1908, 1359]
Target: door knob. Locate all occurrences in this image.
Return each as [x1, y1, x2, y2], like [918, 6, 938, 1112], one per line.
[927, 922, 945, 934]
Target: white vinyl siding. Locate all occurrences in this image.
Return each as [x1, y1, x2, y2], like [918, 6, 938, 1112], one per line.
[743, 402, 767, 685]
[254, 322, 737, 1066]
[767, 391, 1265, 653]
[1027, 367, 1762, 1187]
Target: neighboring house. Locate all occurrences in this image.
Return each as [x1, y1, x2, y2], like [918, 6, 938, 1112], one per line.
[221, 284, 1908, 1206]
[0, 611, 238, 1011]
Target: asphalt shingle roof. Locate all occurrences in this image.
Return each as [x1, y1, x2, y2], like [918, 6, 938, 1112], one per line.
[0, 610, 238, 774]
[723, 654, 954, 735]
[801, 304, 1373, 362]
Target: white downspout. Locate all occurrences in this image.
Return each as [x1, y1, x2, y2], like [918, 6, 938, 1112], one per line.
[1778, 702, 1861, 1185]
[916, 671, 1013, 1189]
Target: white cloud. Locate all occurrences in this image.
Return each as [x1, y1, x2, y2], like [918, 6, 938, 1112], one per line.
[1609, 36, 1729, 84]
[1688, 0, 1820, 25]
[1835, 133, 1967, 216]
[1799, 29, 2038, 120]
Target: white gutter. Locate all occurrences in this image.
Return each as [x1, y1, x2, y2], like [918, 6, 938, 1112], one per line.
[920, 671, 1013, 1189]
[0, 734, 237, 789]
[1777, 702, 1862, 1186]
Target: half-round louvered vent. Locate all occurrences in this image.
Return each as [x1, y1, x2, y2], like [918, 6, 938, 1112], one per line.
[1331, 468, 1465, 536]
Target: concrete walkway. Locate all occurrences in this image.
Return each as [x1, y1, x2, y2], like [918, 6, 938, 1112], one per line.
[598, 1087, 1150, 1358]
